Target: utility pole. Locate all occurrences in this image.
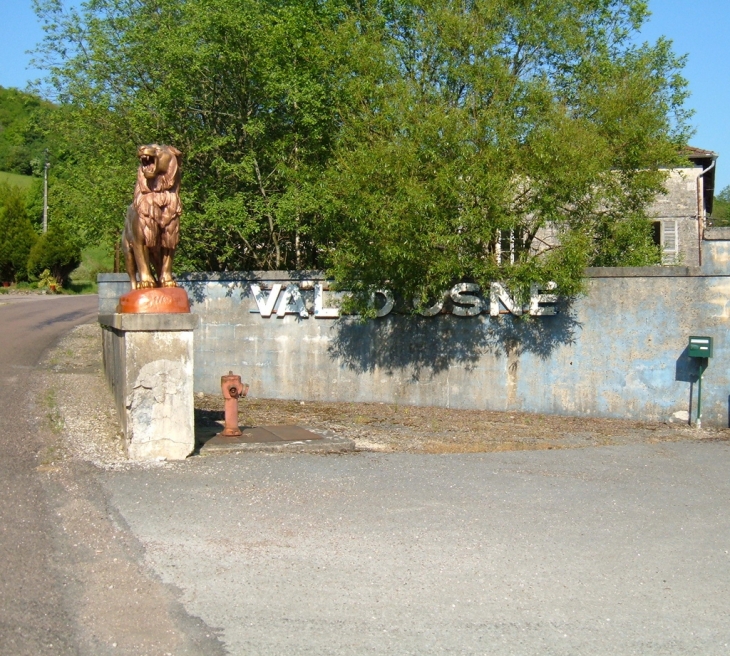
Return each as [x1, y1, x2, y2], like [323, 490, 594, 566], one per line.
[43, 149, 49, 233]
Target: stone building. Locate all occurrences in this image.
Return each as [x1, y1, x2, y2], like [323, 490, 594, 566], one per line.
[522, 146, 719, 267]
[650, 146, 718, 266]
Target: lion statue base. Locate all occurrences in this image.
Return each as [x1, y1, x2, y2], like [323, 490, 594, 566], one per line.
[117, 286, 190, 314]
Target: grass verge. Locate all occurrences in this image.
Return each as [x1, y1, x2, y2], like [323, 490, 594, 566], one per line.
[0, 170, 34, 190]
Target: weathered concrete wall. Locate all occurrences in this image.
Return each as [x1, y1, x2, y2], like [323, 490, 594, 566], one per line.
[703, 228, 730, 275]
[99, 259, 730, 427]
[100, 313, 198, 460]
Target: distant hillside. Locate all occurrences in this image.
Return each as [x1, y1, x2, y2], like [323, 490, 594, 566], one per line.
[0, 87, 54, 176]
[0, 171, 34, 190]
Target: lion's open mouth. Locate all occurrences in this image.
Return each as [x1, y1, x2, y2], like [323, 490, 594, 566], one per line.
[140, 154, 156, 174]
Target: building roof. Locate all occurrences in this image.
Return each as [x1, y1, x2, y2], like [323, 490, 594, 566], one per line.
[681, 146, 718, 215]
[683, 146, 719, 160]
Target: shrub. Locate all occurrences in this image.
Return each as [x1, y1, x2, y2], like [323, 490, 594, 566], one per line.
[0, 184, 38, 282]
[36, 268, 59, 291]
[27, 222, 81, 286]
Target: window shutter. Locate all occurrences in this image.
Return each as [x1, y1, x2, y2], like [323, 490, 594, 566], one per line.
[661, 221, 678, 254]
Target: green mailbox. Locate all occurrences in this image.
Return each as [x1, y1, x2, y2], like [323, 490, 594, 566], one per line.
[688, 336, 713, 359]
[688, 336, 713, 428]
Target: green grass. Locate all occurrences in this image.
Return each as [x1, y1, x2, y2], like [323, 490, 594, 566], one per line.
[66, 281, 98, 294]
[67, 245, 115, 293]
[72, 244, 114, 279]
[0, 171, 34, 190]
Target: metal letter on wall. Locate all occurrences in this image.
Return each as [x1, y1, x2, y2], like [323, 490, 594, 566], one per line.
[489, 283, 522, 317]
[371, 290, 394, 317]
[276, 284, 309, 318]
[248, 280, 558, 320]
[314, 283, 340, 318]
[450, 283, 482, 317]
[412, 294, 445, 316]
[250, 283, 282, 317]
[529, 282, 558, 316]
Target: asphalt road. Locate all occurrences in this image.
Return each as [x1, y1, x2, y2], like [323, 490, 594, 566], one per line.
[0, 295, 224, 656]
[0, 295, 97, 654]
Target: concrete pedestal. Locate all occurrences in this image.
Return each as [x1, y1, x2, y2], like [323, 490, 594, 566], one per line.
[99, 313, 199, 460]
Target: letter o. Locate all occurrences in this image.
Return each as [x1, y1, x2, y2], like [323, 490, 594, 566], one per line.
[371, 290, 394, 317]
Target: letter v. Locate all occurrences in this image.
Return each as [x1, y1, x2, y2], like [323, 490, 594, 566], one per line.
[250, 283, 282, 317]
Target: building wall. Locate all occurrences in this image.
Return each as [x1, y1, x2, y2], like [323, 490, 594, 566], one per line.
[648, 167, 703, 266]
[530, 167, 705, 265]
[702, 228, 730, 274]
[99, 257, 730, 427]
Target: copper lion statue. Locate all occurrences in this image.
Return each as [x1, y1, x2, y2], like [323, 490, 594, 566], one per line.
[123, 144, 182, 289]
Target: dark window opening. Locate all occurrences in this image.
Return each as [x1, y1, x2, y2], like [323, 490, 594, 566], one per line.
[652, 221, 661, 246]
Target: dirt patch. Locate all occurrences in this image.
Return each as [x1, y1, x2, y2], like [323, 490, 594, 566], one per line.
[195, 394, 730, 454]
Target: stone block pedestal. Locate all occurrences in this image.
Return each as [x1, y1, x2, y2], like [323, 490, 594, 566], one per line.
[99, 313, 199, 460]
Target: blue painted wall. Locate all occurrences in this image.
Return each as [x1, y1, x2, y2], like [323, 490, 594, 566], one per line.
[99, 265, 730, 427]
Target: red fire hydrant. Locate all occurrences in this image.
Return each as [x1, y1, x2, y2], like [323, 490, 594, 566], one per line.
[219, 371, 249, 437]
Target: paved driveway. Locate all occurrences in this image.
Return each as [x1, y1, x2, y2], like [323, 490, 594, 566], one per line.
[101, 443, 730, 655]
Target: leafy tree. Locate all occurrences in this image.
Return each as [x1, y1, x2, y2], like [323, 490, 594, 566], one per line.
[318, 0, 688, 308]
[32, 0, 690, 305]
[23, 177, 45, 231]
[0, 184, 38, 282]
[27, 221, 81, 286]
[33, 0, 347, 270]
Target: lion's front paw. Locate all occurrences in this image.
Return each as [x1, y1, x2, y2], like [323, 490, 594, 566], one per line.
[161, 280, 177, 288]
[138, 280, 156, 289]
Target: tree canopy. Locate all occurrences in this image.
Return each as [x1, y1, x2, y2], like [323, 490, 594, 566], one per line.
[32, 0, 691, 305]
[34, 0, 347, 268]
[27, 220, 81, 285]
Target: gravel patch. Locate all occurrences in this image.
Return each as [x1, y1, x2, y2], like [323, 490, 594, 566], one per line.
[196, 392, 730, 454]
[38, 323, 164, 470]
[0, 288, 54, 296]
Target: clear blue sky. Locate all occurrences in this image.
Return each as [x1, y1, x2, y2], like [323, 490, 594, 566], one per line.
[1, 0, 729, 191]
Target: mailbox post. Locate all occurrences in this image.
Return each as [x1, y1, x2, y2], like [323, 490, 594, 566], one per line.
[688, 336, 713, 428]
